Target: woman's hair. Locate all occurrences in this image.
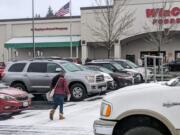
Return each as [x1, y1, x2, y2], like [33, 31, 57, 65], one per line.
[51, 72, 65, 89]
[59, 73, 64, 78]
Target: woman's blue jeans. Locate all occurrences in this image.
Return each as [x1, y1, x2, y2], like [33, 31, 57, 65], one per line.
[53, 94, 64, 114]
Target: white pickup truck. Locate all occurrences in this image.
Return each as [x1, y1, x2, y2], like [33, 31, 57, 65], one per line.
[94, 77, 180, 135]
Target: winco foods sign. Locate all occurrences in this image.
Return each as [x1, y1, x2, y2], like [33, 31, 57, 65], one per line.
[146, 7, 180, 24]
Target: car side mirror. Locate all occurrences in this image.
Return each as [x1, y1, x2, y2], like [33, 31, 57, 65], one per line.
[55, 68, 62, 72]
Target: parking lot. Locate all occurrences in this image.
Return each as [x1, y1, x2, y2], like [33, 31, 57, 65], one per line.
[1, 57, 180, 135]
[0, 94, 105, 135]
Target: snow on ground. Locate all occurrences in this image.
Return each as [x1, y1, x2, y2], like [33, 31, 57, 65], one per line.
[0, 97, 103, 135]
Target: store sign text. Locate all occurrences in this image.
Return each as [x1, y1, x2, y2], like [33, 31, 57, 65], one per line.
[31, 27, 68, 31]
[146, 7, 180, 24]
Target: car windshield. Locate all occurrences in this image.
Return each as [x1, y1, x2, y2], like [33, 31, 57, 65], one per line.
[112, 62, 124, 70]
[0, 83, 9, 89]
[78, 65, 89, 71]
[85, 66, 98, 71]
[118, 60, 139, 69]
[61, 62, 83, 72]
[99, 67, 113, 74]
[166, 78, 180, 86]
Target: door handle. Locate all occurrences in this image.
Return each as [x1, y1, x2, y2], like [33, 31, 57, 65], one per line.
[44, 75, 49, 77]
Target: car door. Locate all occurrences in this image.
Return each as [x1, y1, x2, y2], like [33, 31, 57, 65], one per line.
[26, 62, 50, 92]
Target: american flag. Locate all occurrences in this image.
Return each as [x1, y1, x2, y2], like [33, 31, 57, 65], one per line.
[55, 2, 70, 17]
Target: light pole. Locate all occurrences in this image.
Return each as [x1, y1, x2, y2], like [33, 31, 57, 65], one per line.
[32, 0, 35, 58]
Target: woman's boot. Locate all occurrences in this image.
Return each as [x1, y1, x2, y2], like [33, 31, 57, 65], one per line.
[59, 113, 65, 120]
[49, 109, 55, 120]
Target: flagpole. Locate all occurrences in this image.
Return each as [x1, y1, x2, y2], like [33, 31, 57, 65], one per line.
[32, 0, 35, 58]
[70, 0, 73, 58]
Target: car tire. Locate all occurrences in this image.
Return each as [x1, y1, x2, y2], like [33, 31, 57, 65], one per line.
[118, 126, 164, 135]
[12, 83, 26, 91]
[70, 83, 86, 101]
[114, 117, 170, 135]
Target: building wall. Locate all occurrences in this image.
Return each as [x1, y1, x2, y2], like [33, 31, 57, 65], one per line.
[81, 0, 180, 42]
[88, 45, 114, 59]
[122, 36, 180, 63]
[1, 0, 180, 62]
[11, 19, 81, 37]
[81, 0, 180, 61]
[0, 17, 81, 61]
[13, 47, 78, 60]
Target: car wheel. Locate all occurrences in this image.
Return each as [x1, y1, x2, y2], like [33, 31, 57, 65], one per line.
[12, 83, 26, 91]
[114, 117, 170, 135]
[70, 83, 86, 101]
[121, 126, 164, 135]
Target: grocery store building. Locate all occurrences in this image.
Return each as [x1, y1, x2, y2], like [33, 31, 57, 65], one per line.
[0, 0, 180, 64]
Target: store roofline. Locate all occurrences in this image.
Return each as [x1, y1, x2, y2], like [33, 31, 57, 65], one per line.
[81, 6, 112, 10]
[0, 16, 81, 22]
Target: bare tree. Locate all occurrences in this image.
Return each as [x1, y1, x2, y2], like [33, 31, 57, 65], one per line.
[143, 0, 176, 59]
[88, 0, 135, 58]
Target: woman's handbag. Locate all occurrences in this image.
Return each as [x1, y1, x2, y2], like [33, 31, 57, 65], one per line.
[49, 88, 55, 98]
[47, 77, 60, 101]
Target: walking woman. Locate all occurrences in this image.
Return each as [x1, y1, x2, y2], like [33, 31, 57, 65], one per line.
[49, 73, 71, 120]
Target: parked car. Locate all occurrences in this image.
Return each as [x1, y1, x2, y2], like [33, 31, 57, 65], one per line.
[86, 61, 143, 84]
[2, 60, 107, 101]
[76, 64, 114, 90]
[166, 61, 180, 72]
[108, 59, 153, 80]
[94, 77, 180, 135]
[85, 65, 133, 89]
[0, 83, 31, 114]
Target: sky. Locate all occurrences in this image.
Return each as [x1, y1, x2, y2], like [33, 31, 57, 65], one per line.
[0, 0, 96, 19]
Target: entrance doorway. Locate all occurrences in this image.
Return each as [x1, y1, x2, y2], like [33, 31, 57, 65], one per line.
[140, 51, 166, 66]
[175, 51, 180, 61]
[126, 55, 135, 63]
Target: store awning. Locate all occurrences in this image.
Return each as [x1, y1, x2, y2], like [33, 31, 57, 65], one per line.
[4, 35, 80, 49]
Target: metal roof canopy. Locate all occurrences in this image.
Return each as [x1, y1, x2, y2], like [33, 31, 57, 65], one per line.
[4, 35, 80, 49]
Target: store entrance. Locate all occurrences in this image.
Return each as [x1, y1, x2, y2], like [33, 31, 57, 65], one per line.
[126, 55, 135, 63]
[175, 51, 180, 61]
[140, 51, 166, 66]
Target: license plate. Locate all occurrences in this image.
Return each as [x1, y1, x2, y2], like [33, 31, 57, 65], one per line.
[23, 101, 28, 107]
